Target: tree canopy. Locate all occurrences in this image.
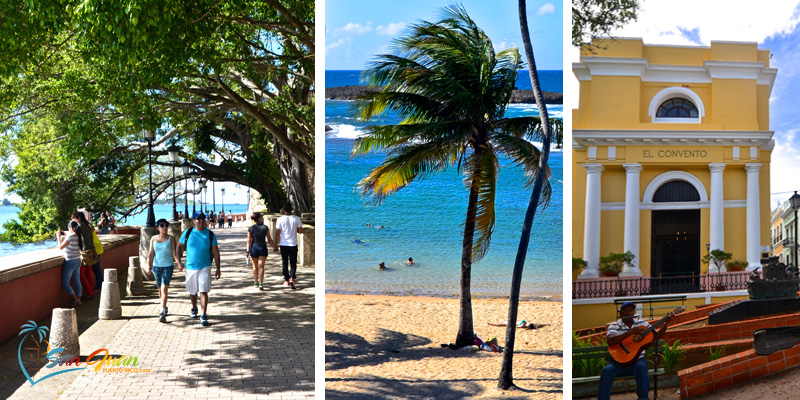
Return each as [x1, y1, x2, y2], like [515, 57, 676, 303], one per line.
[572, 0, 639, 47]
[0, 0, 314, 243]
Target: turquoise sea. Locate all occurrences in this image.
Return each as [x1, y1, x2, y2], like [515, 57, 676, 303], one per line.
[325, 70, 563, 299]
[0, 203, 249, 257]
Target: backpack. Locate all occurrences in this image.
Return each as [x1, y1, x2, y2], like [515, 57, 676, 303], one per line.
[184, 227, 216, 260]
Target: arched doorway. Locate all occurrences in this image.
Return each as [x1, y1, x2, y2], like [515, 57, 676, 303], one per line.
[650, 180, 702, 293]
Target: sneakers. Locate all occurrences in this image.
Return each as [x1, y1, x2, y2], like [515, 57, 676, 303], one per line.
[289, 278, 297, 290]
[282, 280, 291, 288]
[159, 311, 167, 323]
[254, 281, 259, 287]
[200, 315, 209, 326]
[164, 307, 169, 316]
[258, 282, 264, 291]
[190, 307, 199, 319]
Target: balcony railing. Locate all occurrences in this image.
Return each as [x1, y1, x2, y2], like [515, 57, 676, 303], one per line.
[572, 271, 754, 299]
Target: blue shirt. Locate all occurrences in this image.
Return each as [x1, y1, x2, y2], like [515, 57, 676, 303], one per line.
[179, 228, 218, 270]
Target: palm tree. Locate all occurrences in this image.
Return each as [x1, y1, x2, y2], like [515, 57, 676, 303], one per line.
[18, 320, 49, 385]
[353, 4, 561, 347]
[497, 0, 557, 390]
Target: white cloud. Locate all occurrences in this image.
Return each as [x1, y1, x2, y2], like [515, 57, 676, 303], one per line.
[537, 3, 555, 16]
[376, 22, 406, 36]
[326, 38, 348, 53]
[771, 129, 800, 203]
[333, 22, 373, 36]
[612, 0, 800, 45]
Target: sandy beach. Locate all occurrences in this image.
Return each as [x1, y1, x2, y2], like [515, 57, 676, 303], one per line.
[325, 294, 563, 399]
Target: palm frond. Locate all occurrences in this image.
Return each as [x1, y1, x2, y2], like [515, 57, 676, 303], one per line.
[463, 148, 499, 262]
[358, 140, 461, 203]
[352, 120, 470, 156]
[491, 131, 553, 209]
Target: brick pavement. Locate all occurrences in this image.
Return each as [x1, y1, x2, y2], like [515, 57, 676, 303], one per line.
[6, 226, 314, 399]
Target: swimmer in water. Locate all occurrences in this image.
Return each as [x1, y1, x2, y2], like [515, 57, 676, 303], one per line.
[352, 238, 363, 244]
[406, 257, 415, 265]
[378, 262, 386, 270]
[374, 225, 384, 229]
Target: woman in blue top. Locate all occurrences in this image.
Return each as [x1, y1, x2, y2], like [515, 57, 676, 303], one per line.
[146, 218, 180, 322]
[247, 212, 279, 290]
[57, 221, 84, 308]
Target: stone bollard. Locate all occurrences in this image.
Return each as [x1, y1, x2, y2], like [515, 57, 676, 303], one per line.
[268, 215, 279, 236]
[301, 213, 315, 226]
[98, 269, 122, 319]
[127, 256, 144, 296]
[299, 224, 315, 266]
[139, 226, 157, 280]
[50, 308, 80, 360]
[168, 220, 182, 240]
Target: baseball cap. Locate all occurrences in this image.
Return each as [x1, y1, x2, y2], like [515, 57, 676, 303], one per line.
[620, 301, 636, 310]
[192, 211, 206, 219]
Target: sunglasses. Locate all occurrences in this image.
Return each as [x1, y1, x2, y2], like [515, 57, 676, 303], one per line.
[158, 224, 169, 228]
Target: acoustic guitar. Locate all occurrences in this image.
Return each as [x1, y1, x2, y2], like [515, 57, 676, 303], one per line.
[608, 306, 686, 366]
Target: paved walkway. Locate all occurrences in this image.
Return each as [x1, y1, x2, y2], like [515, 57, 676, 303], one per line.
[3, 226, 314, 399]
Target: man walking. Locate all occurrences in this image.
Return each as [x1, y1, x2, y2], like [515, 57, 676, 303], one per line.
[176, 211, 221, 326]
[275, 202, 303, 289]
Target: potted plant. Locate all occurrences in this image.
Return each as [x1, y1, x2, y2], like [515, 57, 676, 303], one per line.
[726, 260, 748, 272]
[573, 257, 587, 278]
[702, 249, 733, 290]
[599, 251, 635, 296]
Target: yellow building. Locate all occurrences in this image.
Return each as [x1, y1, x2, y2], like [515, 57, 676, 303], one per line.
[771, 202, 785, 263]
[572, 38, 777, 329]
[573, 38, 776, 282]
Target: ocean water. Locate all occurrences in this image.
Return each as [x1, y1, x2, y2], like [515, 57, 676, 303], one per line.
[325, 70, 563, 299]
[326, 70, 563, 93]
[0, 203, 249, 257]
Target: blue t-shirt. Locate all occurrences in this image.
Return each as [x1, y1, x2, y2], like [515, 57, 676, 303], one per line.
[179, 228, 218, 270]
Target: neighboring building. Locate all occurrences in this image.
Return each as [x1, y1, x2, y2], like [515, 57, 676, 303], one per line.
[573, 38, 776, 280]
[771, 201, 786, 263]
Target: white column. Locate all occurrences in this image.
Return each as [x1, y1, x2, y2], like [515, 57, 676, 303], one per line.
[745, 163, 762, 270]
[621, 164, 642, 277]
[579, 164, 604, 279]
[708, 164, 725, 273]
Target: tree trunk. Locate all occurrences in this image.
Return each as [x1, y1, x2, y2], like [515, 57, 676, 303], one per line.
[274, 141, 315, 214]
[456, 148, 482, 347]
[498, 0, 554, 390]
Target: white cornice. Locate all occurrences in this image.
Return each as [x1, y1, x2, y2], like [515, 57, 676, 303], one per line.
[573, 130, 774, 150]
[573, 57, 778, 92]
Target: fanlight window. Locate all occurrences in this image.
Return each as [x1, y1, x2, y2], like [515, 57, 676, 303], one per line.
[656, 98, 699, 119]
[653, 180, 700, 203]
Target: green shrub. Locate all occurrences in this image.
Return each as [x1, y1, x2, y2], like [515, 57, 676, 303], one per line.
[709, 345, 726, 361]
[572, 332, 608, 378]
[598, 251, 635, 276]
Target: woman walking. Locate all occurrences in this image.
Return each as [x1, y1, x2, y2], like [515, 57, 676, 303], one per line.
[146, 218, 180, 322]
[71, 211, 96, 300]
[218, 211, 225, 228]
[57, 221, 83, 308]
[247, 212, 278, 290]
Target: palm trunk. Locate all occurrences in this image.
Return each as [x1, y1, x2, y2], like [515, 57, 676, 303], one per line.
[498, 0, 554, 390]
[456, 148, 483, 347]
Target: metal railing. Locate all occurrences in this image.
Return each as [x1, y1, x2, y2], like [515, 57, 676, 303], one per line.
[572, 271, 753, 299]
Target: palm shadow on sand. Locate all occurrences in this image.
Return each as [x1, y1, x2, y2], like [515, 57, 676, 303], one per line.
[326, 328, 563, 398]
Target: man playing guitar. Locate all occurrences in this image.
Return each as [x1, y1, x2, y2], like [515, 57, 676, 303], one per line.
[598, 301, 673, 400]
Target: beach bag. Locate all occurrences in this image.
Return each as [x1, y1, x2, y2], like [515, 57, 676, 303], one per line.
[80, 248, 99, 266]
[92, 230, 104, 255]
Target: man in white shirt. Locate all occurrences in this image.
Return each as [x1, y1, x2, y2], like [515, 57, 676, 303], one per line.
[275, 202, 303, 289]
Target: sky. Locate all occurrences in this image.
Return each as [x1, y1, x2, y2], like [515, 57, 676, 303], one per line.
[325, 0, 563, 71]
[566, 0, 800, 207]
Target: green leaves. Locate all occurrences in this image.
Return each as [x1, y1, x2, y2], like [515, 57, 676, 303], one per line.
[354, 4, 559, 264]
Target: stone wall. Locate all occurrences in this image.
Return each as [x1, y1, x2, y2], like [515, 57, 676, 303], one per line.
[0, 234, 139, 344]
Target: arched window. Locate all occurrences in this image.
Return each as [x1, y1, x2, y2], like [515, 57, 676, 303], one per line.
[656, 98, 699, 118]
[648, 87, 705, 124]
[653, 180, 701, 202]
